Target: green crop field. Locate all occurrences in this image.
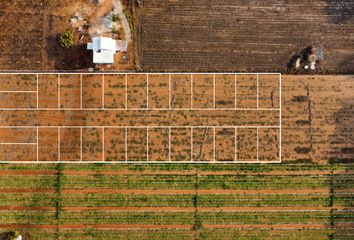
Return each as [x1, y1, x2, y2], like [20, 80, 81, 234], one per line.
[0, 163, 352, 239]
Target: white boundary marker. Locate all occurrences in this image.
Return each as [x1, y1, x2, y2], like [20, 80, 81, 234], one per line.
[0, 126, 280, 163]
[169, 73, 172, 109]
[0, 126, 280, 129]
[213, 74, 216, 109]
[234, 127, 237, 162]
[80, 127, 83, 162]
[190, 127, 193, 161]
[0, 72, 281, 164]
[256, 74, 259, 109]
[125, 127, 128, 162]
[234, 74, 237, 109]
[102, 74, 105, 109]
[146, 127, 149, 161]
[80, 74, 83, 109]
[58, 127, 60, 161]
[58, 74, 61, 109]
[0, 73, 282, 111]
[0, 143, 37, 145]
[168, 127, 171, 162]
[190, 74, 193, 109]
[102, 127, 105, 161]
[256, 127, 259, 162]
[279, 74, 282, 163]
[146, 74, 149, 109]
[0, 107, 280, 111]
[213, 127, 216, 162]
[125, 74, 128, 109]
[36, 74, 39, 109]
[36, 127, 39, 162]
[0, 90, 37, 93]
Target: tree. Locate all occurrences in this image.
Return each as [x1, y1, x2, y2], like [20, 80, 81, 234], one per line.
[59, 29, 74, 49]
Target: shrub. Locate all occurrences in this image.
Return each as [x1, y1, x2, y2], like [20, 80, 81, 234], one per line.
[111, 26, 118, 34]
[59, 29, 74, 49]
[111, 13, 120, 22]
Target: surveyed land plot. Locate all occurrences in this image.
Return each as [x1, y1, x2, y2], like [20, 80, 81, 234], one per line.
[0, 73, 281, 163]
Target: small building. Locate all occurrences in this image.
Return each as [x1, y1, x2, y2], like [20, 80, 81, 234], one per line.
[87, 37, 128, 64]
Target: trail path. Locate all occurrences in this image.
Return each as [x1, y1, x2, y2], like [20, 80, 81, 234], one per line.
[113, 0, 132, 42]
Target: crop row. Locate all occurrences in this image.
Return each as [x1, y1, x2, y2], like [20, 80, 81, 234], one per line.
[1, 174, 352, 190]
[1, 192, 352, 208]
[0, 163, 352, 172]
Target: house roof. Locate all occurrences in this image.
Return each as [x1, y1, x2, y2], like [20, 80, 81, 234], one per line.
[93, 50, 115, 64]
[92, 37, 116, 51]
[87, 37, 117, 64]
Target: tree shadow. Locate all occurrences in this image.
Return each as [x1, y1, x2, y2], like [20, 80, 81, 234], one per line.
[329, 98, 354, 164]
[46, 34, 94, 70]
[327, 98, 354, 239]
[338, 55, 354, 74]
[324, 0, 354, 24]
[0, 232, 11, 240]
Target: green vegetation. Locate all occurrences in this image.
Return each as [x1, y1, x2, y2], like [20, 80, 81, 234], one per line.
[0, 163, 352, 239]
[111, 26, 118, 34]
[59, 29, 74, 49]
[111, 13, 120, 22]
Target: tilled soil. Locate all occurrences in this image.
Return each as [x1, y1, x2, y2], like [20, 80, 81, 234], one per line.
[137, 0, 354, 73]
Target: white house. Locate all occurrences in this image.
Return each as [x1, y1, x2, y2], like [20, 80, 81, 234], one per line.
[87, 37, 128, 64]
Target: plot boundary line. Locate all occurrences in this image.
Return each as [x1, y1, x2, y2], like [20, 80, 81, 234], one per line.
[190, 127, 193, 161]
[0, 108, 280, 111]
[80, 74, 83, 109]
[256, 127, 259, 162]
[0, 72, 280, 111]
[213, 127, 216, 162]
[125, 74, 128, 109]
[102, 127, 105, 162]
[58, 74, 61, 109]
[0, 73, 281, 164]
[0, 72, 281, 75]
[10, 125, 278, 163]
[256, 74, 259, 109]
[125, 127, 128, 162]
[146, 74, 149, 109]
[0, 126, 280, 129]
[168, 127, 171, 162]
[190, 74, 193, 109]
[234, 127, 237, 162]
[36, 74, 39, 109]
[102, 74, 105, 109]
[279, 74, 282, 163]
[58, 127, 60, 162]
[146, 127, 149, 162]
[36, 127, 39, 162]
[169, 73, 171, 109]
[213, 74, 216, 109]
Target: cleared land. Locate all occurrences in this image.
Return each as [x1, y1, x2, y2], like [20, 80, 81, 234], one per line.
[0, 74, 353, 163]
[137, 0, 354, 73]
[0, 73, 281, 163]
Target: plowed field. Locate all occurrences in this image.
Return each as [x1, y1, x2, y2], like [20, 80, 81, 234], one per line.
[137, 0, 354, 73]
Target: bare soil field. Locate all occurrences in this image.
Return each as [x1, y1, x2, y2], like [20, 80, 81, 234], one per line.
[0, 73, 281, 163]
[137, 0, 354, 73]
[0, 73, 353, 163]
